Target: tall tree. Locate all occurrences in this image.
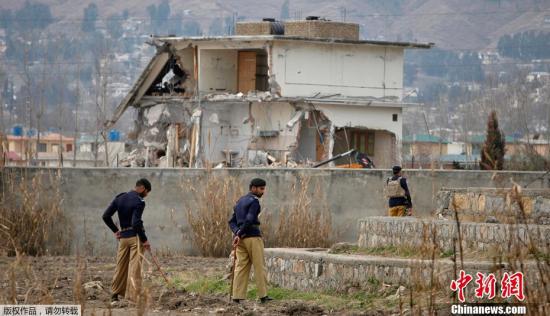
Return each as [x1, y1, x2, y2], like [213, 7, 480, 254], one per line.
[157, 0, 171, 23]
[107, 14, 123, 39]
[480, 111, 506, 170]
[208, 18, 224, 36]
[184, 21, 202, 36]
[147, 4, 157, 33]
[81, 3, 98, 33]
[280, 0, 290, 20]
[15, 1, 53, 31]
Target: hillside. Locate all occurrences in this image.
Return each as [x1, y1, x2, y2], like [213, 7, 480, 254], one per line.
[1, 0, 550, 49]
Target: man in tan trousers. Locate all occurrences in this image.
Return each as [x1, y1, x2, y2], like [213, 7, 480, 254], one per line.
[228, 178, 273, 304]
[102, 179, 152, 303]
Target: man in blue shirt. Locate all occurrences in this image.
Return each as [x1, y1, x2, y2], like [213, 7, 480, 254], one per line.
[102, 178, 152, 303]
[228, 178, 273, 304]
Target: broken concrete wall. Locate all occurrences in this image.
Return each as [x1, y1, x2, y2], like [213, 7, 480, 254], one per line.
[315, 104, 402, 137]
[173, 47, 196, 97]
[199, 49, 238, 93]
[200, 102, 251, 165]
[373, 130, 397, 168]
[249, 101, 301, 160]
[129, 98, 195, 166]
[136, 101, 191, 149]
[200, 101, 300, 166]
[271, 41, 404, 99]
[294, 120, 317, 162]
[315, 103, 401, 166]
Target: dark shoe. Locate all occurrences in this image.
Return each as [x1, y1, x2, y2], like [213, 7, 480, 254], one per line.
[111, 294, 119, 303]
[232, 299, 242, 304]
[260, 296, 273, 303]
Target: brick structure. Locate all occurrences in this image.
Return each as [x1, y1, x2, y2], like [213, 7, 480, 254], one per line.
[283, 20, 359, 40]
[235, 22, 273, 36]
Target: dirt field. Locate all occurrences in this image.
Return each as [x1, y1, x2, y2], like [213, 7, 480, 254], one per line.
[0, 255, 377, 316]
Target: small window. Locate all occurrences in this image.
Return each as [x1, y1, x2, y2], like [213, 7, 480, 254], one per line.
[66, 144, 73, 152]
[37, 143, 47, 152]
[392, 114, 398, 122]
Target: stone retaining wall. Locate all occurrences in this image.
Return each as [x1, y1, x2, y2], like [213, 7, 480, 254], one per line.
[357, 217, 550, 253]
[264, 248, 547, 296]
[436, 187, 550, 224]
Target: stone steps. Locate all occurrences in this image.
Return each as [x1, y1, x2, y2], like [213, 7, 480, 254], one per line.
[358, 216, 549, 253]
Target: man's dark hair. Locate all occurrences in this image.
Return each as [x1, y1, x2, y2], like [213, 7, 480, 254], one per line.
[249, 178, 266, 189]
[392, 165, 402, 175]
[136, 178, 152, 192]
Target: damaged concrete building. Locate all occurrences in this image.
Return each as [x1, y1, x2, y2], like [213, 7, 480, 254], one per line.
[108, 18, 432, 168]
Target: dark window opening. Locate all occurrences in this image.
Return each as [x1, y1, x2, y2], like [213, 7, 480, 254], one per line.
[146, 57, 189, 96]
[38, 143, 47, 152]
[392, 114, 398, 122]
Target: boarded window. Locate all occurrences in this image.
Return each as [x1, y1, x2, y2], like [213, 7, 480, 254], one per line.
[351, 130, 375, 156]
[238, 51, 257, 93]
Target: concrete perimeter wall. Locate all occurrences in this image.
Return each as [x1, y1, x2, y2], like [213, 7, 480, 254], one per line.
[2, 167, 549, 255]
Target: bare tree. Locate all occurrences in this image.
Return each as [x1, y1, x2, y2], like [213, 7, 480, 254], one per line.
[35, 46, 49, 162]
[73, 57, 81, 167]
[57, 64, 67, 168]
[21, 41, 34, 165]
[93, 50, 111, 167]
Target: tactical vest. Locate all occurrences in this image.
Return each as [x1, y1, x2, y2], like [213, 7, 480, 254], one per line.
[384, 177, 406, 198]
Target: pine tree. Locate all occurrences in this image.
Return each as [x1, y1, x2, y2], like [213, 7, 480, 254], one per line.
[480, 111, 506, 170]
[81, 3, 98, 33]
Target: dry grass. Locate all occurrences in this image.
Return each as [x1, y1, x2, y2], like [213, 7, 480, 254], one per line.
[184, 171, 244, 257]
[401, 174, 550, 314]
[265, 175, 333, 248]
[0, 168, 71, 256]
[185, 173, 334, 257]
[1, 255, 55, 305]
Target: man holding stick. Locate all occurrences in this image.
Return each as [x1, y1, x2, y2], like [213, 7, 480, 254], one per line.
[102, 178, 152, 304]
[228, 178, 273, 304]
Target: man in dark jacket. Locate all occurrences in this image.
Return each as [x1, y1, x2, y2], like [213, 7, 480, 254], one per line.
[228, 178, 273, 304]
[384, 166, 413, 216]
[102, 178, 152, 303]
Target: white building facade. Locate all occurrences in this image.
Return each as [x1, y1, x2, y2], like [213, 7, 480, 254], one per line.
[110, 19, 432, 168]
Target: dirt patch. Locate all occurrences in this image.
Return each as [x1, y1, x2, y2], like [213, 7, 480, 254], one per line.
[0, 256, 336, 315]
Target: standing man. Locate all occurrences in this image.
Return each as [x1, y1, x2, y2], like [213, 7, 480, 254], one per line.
[102, 178, 152, 303]
[384, 166, 413, 216]
[228, 178, 273, 304]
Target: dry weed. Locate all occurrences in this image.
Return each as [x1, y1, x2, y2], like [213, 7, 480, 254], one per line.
[184, 171, 244, 257]
[185, 173, 334, 257]
[0, 168, 71, 256]
[267, 175, 333, 248]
